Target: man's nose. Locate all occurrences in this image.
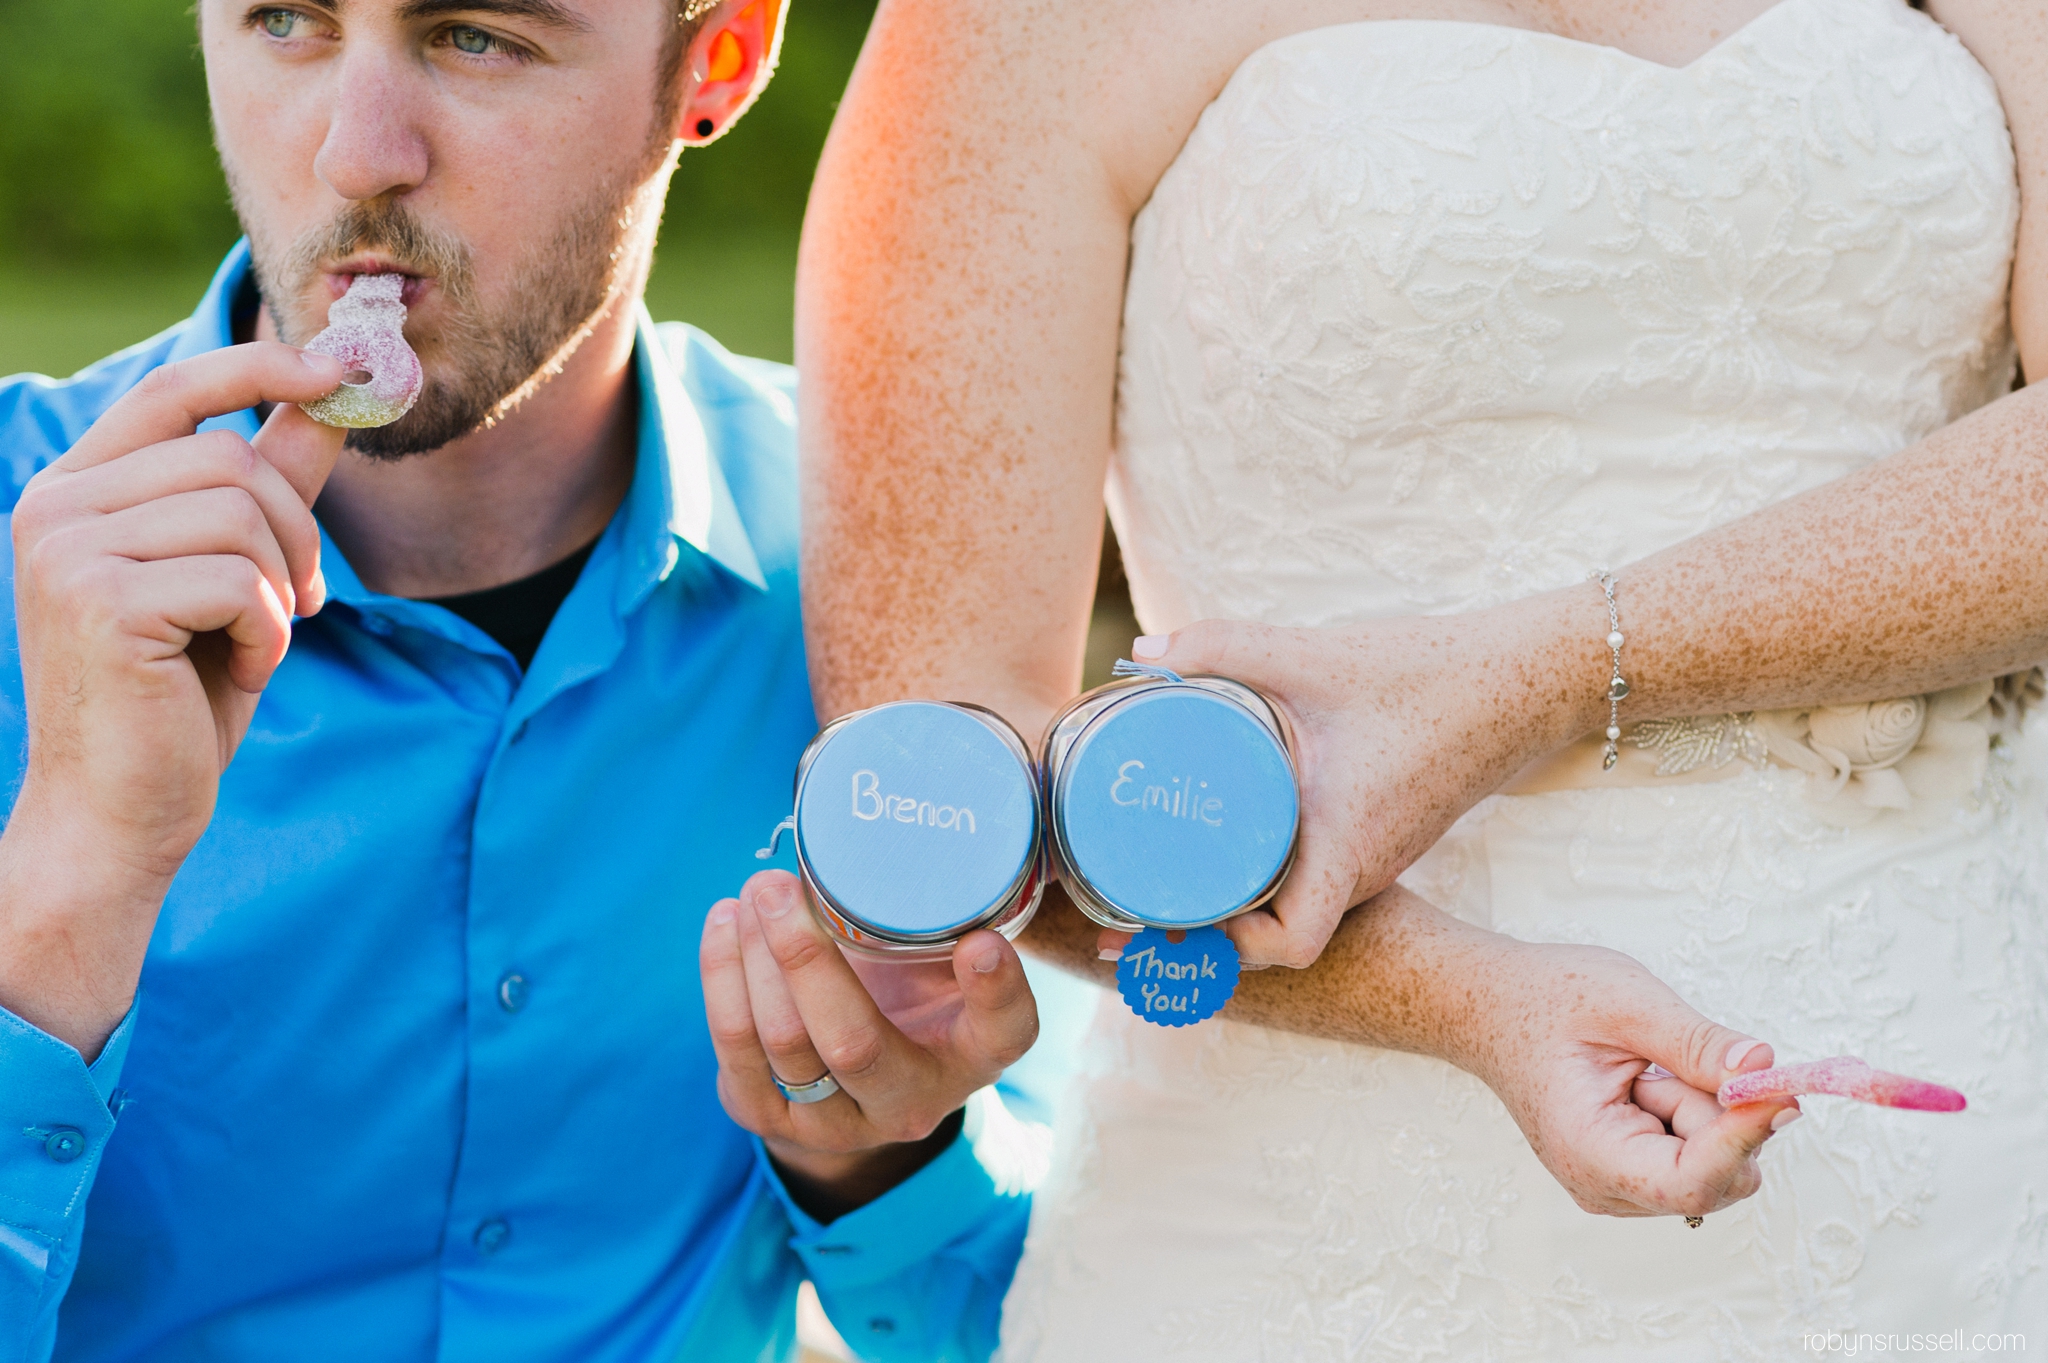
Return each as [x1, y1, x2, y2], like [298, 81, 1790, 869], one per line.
[313, 49, 431, 203]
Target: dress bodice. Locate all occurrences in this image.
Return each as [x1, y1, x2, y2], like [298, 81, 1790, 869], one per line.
[1002, 11, 2046, 1360]
[1110, 0, 2017, 630]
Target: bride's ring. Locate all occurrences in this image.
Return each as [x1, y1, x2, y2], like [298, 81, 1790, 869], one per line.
[1684, 1215, 1705, 1230]
[772, 1071, 842, 1105]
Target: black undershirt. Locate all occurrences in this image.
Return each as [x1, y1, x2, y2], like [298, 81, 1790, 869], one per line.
[424, 538, 599, 671]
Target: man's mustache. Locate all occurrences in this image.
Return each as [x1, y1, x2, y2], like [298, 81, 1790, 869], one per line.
[280, 201, 476, 304]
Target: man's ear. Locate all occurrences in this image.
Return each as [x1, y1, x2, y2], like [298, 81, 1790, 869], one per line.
[677, 0, 788, 145]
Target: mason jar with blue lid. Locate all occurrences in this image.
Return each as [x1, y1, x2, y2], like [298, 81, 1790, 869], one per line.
[1043, 669, 1299, 931]
[771, 700, 1045, 960]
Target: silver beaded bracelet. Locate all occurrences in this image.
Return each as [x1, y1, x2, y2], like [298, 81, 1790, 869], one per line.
[1591, 569, 1629, 771]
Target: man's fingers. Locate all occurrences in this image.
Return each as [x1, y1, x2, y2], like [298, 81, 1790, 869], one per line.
[74, 489, 297, 620]
[733, 885, 841, 1094]
[948, 930, 1037, 1073]
[131, 555, 295, 693]
[60, 344, 346, 474]
[699, 898, 795, 1138]
[47, 430, 326, 606]
[740, 871, 943, 1135]
[251, 398, 349, 510]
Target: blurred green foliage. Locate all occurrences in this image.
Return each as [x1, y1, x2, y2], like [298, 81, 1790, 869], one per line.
[0, 0, 878, 373]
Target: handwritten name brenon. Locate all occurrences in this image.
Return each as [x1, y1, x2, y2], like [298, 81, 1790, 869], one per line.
[850, 769, 977, 832]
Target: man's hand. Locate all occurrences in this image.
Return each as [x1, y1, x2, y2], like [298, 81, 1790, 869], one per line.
[700, 870, 1038, 1218]
[0, 343, 347, 1055]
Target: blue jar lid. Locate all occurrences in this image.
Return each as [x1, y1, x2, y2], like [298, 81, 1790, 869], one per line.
[1056, 688, 1297, 927]
[796, 702, 1038, 939]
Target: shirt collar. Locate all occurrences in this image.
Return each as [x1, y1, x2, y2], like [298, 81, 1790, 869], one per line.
[181, 241, 767, 617]
[624, 301, 767, 596]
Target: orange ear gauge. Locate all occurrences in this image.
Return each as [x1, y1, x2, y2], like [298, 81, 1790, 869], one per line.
[706, 28, 745, 83]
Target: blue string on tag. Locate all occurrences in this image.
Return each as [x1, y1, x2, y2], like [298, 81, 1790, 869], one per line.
[1116, 925, 1239, 1026]
[1110, 658, 1185, 684]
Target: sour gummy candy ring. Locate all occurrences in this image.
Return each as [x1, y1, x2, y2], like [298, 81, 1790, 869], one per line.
[299, 273, 423, 429]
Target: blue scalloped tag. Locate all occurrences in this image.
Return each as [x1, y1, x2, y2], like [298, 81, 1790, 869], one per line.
[1116, 926, 1239, 1027]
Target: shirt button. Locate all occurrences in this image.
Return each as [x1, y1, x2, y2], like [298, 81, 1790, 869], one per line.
[473, 1219, 512, 1255]
[868, 1318, 897, 1334]
[43, 1128, 86, 1164]
[497, 973, 529, 1013]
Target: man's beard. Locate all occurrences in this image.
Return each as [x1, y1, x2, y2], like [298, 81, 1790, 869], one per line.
[234, 157, 671, 460]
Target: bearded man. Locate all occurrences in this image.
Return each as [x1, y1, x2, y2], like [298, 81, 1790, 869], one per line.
[0, 4, 1038, 1360]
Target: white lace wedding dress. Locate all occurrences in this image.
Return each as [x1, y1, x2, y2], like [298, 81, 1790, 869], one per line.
[999, 1, 2048, 1356]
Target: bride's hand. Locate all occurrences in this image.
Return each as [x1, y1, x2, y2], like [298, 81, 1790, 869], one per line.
[1126, 602, 1603, 967]
[1462, 937, 1799, 1218]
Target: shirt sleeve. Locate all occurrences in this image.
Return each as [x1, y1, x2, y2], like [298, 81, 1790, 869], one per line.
[0, 1003, 136, 1363]
[756, 1087, 1047, 1363]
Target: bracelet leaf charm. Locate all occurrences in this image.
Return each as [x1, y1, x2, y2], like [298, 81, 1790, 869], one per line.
[1591, 569, 1629, 772]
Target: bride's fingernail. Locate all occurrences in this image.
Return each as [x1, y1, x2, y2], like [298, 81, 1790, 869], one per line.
[1725, 1039, 1766, 1072]
[1132, 634, 1170, 660]
[1098, 947, 1123, 962]
[1770, 1108, 1803, 1132]
[756, 883, 796, 919]
[971, 945, 1002, 974]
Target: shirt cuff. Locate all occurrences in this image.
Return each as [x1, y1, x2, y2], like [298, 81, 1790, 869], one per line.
[0, 1001, 136, 1251]
[757, 1086, 1045, 1291]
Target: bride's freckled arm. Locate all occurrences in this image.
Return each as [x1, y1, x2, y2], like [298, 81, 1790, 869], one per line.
[798, 0, 1130, 731]
[1541, 4, 2048, 723]
[794, 0, 1326, 732]
[1024, 875, 1508, 1069]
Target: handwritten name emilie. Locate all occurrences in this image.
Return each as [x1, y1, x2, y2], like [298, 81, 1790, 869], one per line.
[849, 769, 977, 832]
[1109, 759, 1223, 826]
[1125, 941, 1220, 1016]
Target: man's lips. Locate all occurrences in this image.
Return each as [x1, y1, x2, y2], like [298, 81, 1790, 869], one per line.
[323, 264, 433, 309]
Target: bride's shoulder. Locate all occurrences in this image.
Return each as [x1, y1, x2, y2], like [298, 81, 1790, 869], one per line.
[851, 0, 1428, 208]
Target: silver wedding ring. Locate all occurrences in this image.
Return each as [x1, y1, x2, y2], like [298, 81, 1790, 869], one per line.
[772, 1070, 842, 1105]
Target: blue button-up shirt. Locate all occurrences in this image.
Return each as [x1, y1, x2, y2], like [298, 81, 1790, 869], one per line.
[0, 244, 1035, 1363]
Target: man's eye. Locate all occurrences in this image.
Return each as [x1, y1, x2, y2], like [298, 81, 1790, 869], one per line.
[257, 9, 300, 37]
[449, 25, 496, 54]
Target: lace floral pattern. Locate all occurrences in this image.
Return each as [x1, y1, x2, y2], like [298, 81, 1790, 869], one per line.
[1107, 0, 2016, 629]
[1004, 2, 2045, 1358]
